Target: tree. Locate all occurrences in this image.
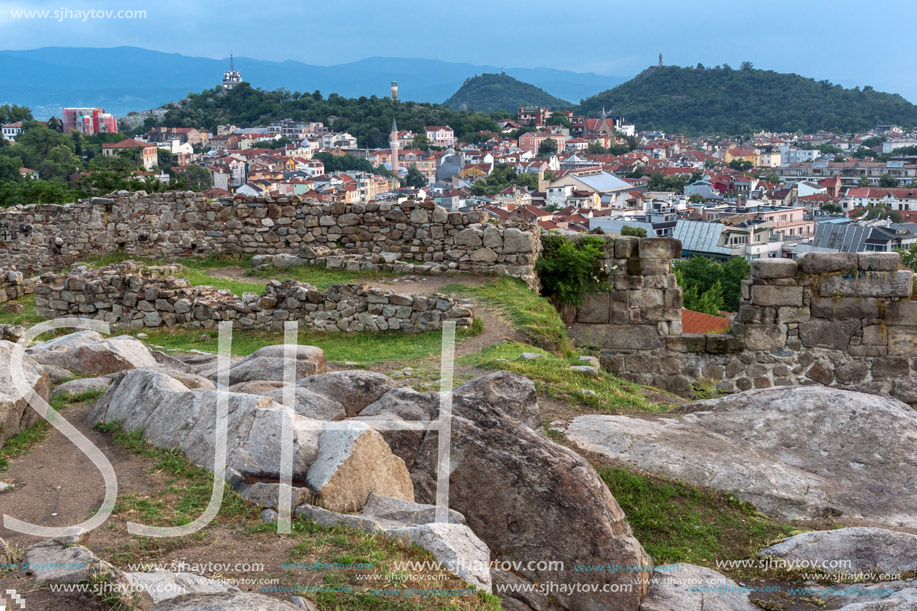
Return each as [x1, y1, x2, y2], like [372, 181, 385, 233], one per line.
[412, 133, 430, 149]
[688, 193, 706, 204]
[858, 174, 870, 187]
[157, 148, 173, 172]
[403, 165, 427, 188]
[820, 203, 843, 214]
[38, 144, 81, 182]
[586, 143, 607, 154]
[178, 165, 212, 190]
[15, 125, 75, 169]
[537, 138, 558, 157]
[879, 173, 899, 188]
[674, 256, 749, 313]
[728, 159, 753, 172]
[0, 104, 33, 124]
[898, 244, 917, 272]
[620, 225, 647, 237]
[0, 156, 20, 181]
[683, 281, 724, 315]
[547, 114, 571, 128]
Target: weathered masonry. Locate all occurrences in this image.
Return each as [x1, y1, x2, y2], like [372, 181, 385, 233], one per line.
[0, 191, 539, 286]
[0, 269, 34, 304]
[34, 261, 474, 333]
[564, 236, 917, 407]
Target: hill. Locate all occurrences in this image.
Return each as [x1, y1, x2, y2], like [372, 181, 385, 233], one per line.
[444, 73, 571, 113]
[579, 64, 917, 134]
[141, 82, 502, 148]
[0, 47, 623, 119]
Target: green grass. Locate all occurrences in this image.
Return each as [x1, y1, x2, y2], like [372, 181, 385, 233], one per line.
[0, 389, 105, 472]
[92, 421, 255, 525]
[0, 293, 43, 326]
[93, 422, 497, 610]
[143, 321, 482, 363]
[461, 342, 663, 413]
[253, 264, 395, 291]
[443, 277, 572, 355]
[599, 466, 794, 567]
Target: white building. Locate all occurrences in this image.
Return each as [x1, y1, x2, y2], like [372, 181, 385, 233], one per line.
[779, 146, 820, 165]
[1, 122, 23, 142]
[424, 126, 457, 147]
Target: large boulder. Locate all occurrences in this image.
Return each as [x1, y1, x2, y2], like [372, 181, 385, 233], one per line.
[126, 569, 239, 604]
[297, 370, 396, 416]
[28, 333, 158, 376]
[152, 591, 302, 610]
[201, 345, 326, 385]
[355, 387, 439, 470]
[229, 381, 345, 420]
[829, 580, 917, 610]
[760, 527, 917, 574]
[0, 340, 50, 443]
[565, 386, 917, 527]
[306, 423, 414, 513]
[411, 371, 652, 611]
[639, 564, 759, 611]
[51, 377, 111, 398]
[86, 369, 322, 479]
[389, 523, 492, 592]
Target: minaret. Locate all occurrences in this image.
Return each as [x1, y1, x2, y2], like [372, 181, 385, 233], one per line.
[391, 81, 398, 102]
[390, 118, 400, 182]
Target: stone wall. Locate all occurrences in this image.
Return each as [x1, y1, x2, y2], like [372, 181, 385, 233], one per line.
[0, 269, 34, 304]
[0, 191, 539, 286]
[564, 236, 917, 406]
[34, 261, 474, 333]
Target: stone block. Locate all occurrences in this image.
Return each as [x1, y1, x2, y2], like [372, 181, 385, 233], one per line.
[667, 334, 707, 352]
[614, 236, 638, 259]
[861, 325, 887, 346]
[751, 285, 803, 307]
[630, 289, 665, 308]
[743, 324, 787, 350]
[887, 326, 917, 356]
[858, 252, 899, 271]
[799, 319, 860, 350]
[568, 323, 662, 350]
[810, 297, 880, 319]
[871, 356, 910, 379]
[805, 359, 835, 385]
[819, 270, 913, 298]
[799, 252, 858, 274]
[638, 238, 681, 260]
[835, 361, 868, 385]
[751, 258, 798, 279]
[705, 334, 742, 354]
[626, 258, 670, 276]
[576, 293, 610, 324]
[776, 306, 809, 324]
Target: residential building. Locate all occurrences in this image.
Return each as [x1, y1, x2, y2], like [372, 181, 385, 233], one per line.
[1, 122, 23, 142]
[424, 126, 456, 147]
[62, 107, 118, 136]
[101, 138, 158, 170]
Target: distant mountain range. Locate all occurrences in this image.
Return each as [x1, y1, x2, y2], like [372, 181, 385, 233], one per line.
[579, 65, 917, 134]
[444, 73, 572, 113]
[0, 47, 624, 119]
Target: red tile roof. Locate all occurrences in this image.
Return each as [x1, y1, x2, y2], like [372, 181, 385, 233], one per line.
[681, 309, 731, 334]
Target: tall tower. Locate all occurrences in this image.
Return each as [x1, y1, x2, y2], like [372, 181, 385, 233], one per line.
[658, 52, 663, 67]
[223, 52, 242, 90]
[391, 80, 399, 102]
[390, 118, 400, 182]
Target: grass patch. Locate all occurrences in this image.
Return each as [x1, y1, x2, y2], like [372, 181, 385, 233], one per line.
[92, 421, 255, 526]
[143, 322, 482, 363]
[253, 264, 395, 291]
[443, 277, 572, 355]
[600, 466, 794, 567]
[0, 293, 43, 326]
[461, 342, 663, 413]
[0, 389, 105, 472]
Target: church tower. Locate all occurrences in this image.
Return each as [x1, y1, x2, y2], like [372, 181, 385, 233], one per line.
[390, 118, 400, 182]
[222, 52, 242, 90]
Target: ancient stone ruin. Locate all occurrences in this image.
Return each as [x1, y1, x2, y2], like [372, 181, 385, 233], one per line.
[34, 261, 474, 333]
[565, 235, 917, 406]
[0, 192, 540, 286]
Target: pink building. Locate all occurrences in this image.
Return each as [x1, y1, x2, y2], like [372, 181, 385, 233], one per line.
[518, 131, 566, 155]
[756, 207, 814, 240]
[62, 107, 118, 136]
[424, 126, 456, 147]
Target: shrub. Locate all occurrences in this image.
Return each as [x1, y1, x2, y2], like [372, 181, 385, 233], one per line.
[536, 233, 608, 306]
[621, 225, 648, 237]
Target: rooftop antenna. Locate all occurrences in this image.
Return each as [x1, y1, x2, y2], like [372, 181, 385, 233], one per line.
[230, 51, 235, 72]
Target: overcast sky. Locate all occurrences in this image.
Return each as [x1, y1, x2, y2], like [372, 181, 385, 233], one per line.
[2, 0, 916, 101]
